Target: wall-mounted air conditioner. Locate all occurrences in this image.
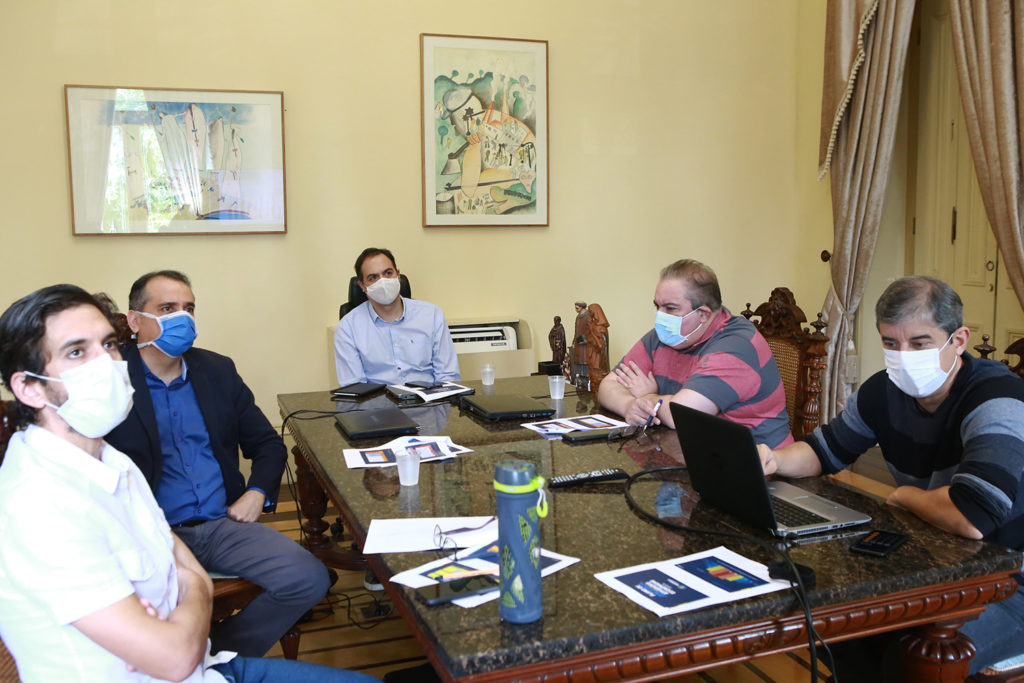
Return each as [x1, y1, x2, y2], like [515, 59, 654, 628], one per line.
[449, 323, 518, 354]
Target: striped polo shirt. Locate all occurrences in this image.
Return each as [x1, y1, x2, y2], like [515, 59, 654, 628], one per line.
[618, 309, 794, 448]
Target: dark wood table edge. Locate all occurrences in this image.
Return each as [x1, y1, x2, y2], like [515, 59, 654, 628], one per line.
[280, 397, 1021, 682]
[417, 573, 1018, 683]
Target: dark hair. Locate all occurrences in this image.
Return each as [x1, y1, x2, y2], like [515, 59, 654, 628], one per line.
[0, 285, 104, 429]
[659, 259, 722, 310]
[128, 270, 192, 311]
[354, 248, 397, 281]
[875, 276, 963, 336]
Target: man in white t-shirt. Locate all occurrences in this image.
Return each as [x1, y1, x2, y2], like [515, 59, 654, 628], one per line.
[0, 284, 377, 682]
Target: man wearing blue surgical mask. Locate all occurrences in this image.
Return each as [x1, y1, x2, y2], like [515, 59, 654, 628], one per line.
[334, 247, 460, 387]
[757, 276, 1024, 675]
[598, 259, 793, 448]
[105, 270, 330, 658]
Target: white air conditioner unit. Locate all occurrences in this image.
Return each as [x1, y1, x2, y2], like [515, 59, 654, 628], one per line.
[449, 324, 518, 354]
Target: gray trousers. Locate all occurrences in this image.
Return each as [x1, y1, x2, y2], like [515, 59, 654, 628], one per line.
[175, 517, 331, 657]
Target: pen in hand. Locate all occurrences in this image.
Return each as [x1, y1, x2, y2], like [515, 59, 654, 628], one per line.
[645, 399, 664, 428]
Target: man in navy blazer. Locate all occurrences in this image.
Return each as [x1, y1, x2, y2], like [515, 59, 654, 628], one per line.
[105, 270, 329, 657]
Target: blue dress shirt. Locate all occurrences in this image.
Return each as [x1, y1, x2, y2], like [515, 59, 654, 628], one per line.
[334, 297, 460, 386]
[144, 359, 229, 525]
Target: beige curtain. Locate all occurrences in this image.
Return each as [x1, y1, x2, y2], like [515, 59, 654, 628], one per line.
[948, 1, 1024, 311]
[818, 0, 916, 419]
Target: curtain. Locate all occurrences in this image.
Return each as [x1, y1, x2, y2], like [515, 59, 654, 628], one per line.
[817, 0, 916, 419]
[948, 1, 1024, 312]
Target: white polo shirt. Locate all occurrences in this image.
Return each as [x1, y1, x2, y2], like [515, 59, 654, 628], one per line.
[0, 425, 231, 682]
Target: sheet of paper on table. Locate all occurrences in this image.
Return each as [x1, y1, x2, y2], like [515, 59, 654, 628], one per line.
[363, 516, 498, 554]
[342, 435, 471, 469]
[392, 382, 474, 402]
[390, 539, 580, 608]
[522, 413, 629, 438]
[594, 546, 790, 617]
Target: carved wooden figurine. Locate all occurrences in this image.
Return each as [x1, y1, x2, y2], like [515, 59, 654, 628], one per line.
[585, 304, 610, 391]
[549, 315, 566, 365]
[571, 301, 589, 384]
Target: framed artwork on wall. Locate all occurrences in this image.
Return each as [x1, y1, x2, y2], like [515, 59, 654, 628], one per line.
[64, 85, 286, 235]
[420, 34, 548, 227]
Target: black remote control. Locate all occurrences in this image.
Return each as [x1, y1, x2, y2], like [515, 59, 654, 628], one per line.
[549, 468, 629, 488]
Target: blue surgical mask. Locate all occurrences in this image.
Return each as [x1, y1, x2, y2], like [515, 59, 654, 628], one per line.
[654, 309, 701, 347]
[136, 310, 197, 357]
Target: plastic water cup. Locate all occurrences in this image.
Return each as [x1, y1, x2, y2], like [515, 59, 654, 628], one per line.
[548, 375, 566, 399]
[395, 448, 420, 487]
[481, 364, 496, 386]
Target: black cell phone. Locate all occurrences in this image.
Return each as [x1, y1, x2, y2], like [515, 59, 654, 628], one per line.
[407, 381, 444, 390]
[562, 428, 623, 443]
[849, 529, 907, 557]
[412, 575, 500, 606]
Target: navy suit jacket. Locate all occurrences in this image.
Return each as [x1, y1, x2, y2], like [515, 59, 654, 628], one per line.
[106, 344, 285, 510]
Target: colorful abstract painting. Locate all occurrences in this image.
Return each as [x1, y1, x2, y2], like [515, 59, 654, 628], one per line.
[421, 35, 548, 226]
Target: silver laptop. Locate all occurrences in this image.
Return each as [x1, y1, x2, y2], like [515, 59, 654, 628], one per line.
[670, 403, 871, 537]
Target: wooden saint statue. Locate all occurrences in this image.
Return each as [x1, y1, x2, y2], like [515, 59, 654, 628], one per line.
[584, 303, 610, 391]
[571, 301, 589, 384]
[549, 315, 566, 365]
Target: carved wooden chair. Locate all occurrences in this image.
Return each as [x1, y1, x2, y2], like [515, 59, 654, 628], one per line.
[741, 288, 828, 441]
[973, 334, 1024, 380]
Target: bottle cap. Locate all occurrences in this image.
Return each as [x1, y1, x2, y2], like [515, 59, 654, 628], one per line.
[493, 459, 536, 487]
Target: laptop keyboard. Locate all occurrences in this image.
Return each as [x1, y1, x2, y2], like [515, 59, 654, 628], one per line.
[770, 496, 829, 527]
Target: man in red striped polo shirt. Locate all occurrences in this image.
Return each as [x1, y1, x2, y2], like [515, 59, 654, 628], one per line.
[598, 259, 793, 448]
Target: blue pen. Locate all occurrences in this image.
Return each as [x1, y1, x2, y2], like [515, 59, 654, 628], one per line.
[645, 399, 664, 428]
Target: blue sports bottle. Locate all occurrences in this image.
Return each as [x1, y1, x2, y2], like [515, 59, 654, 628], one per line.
[493, 459, 548, 623]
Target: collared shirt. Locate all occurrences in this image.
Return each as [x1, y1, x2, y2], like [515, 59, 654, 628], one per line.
[144, 358, 228, 525]
[334, 297, 461, 386]
[0, 425, 233, 682]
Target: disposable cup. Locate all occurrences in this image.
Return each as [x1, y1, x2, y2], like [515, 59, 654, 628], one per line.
[480, 364, 496, 386]
[395, 448, 420, 486]
[548, 375, 566, 399]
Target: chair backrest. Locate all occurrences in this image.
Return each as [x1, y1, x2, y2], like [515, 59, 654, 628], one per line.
[972, 334, 1024, 379]
[338, 274, 412, 319]
[740, 287, 828, 441]
[1004, 338, 1024, 378]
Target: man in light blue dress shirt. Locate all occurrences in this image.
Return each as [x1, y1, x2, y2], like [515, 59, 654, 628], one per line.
[334, 248, 460, 387]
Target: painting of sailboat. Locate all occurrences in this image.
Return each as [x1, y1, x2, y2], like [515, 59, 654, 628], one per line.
[65, 86, 286, 235]
[421, 34, 548, 227]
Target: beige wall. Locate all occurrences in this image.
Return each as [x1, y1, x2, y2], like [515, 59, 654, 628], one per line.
[0, 0, 834, 421]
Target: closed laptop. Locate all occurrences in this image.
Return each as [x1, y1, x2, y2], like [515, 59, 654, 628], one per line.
[335, 407, 419, 440]
[461, 394, 555, 422]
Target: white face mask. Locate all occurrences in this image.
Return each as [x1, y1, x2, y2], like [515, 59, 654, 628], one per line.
[25, 354, 135, 438]
[883, 335, 955, 398]
[366, 276, 401, 306]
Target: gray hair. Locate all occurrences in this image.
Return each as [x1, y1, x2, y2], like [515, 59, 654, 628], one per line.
[875, 276, 963, 336]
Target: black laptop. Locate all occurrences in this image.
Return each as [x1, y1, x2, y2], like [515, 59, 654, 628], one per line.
[334, 407, 419, 440]
[669, 403, 870, 537]
[461, 394, 555, 422]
